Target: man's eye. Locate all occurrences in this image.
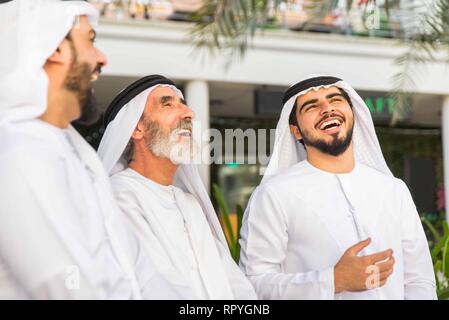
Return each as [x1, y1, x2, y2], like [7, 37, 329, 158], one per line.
[330, 98, 342, 103]
[305, 105, 317, 112]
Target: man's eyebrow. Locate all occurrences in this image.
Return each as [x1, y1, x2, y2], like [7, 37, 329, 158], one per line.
[298, 98, 319, 113]
[326, 92, 344, 100]
[298, 93, 345, 113]
[160, 96, 175, 104]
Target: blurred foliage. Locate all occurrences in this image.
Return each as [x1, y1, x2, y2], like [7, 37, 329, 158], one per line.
[213, 183, 244, 263]
[422, 216, 449, 299]
[392, 0, 449, 124]
[375, 126, 443, 187]
[190, 0, 400, 62]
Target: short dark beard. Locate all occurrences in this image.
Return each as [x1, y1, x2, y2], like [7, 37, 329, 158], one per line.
[300, 123, 354, 157]
[63, 36, 100, 126]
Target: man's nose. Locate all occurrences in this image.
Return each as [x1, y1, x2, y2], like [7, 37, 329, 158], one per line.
[96, 47, 108, 68]
[181, 103, 195, 120]
[320, 100, 334, 115]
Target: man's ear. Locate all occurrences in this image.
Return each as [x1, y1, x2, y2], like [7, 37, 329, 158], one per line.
[46, 39, 71, 65]
[289, 124, 302, 141]
[132, 122, 145, 140]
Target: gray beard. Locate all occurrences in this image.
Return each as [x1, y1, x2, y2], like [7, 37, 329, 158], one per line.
[144, 119, 197, 164]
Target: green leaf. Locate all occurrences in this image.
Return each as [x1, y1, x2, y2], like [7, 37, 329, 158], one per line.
[435, 259, 442, 274]
[234, 204, 245, 262]
[443, 220, 449, 235]
[438, 287, 449, 300]
[434, 259, 442, 289]
[441, 232, 449, 278]
[422, 216, 442, 243]
[432, 236, 447, 261]
[212, 183, 236, 250]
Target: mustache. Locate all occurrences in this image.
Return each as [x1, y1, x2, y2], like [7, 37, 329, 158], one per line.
[173, 119, 193, 131]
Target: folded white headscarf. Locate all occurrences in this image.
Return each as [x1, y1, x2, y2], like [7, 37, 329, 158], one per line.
[262, 74, 392, 183]
[0, 0, 98, 125]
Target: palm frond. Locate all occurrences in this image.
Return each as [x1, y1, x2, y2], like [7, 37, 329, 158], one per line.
[391, 0, 449, 125]
[189, 0, 410, 66]
[190, 0, 330, 63]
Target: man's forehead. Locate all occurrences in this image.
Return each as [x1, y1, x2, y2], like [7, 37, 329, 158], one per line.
[147, 86, 179, 100]
[297, 86, 341, 101]
[71, 15, 94, 33]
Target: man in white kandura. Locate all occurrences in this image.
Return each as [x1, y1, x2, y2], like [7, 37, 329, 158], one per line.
[98, 75, 257, 299]
[0, 0, 179, 299]
[239, 75, 436, 300]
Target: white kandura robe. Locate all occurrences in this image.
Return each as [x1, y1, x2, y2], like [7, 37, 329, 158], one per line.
[110, 168, 257, 300]
[0, 120, 182, 299]
[239, 160, 436, 300]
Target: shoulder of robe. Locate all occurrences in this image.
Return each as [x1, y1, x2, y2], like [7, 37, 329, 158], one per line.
[110, 171, 140, 191]
[358, 163, 401, 190]
[110, 173, 142, 201]
[109, 172, 157, 219]
[0, 122, 67, 160]
[259, 160, 312, 192]
[250, 183, 281, 205]
[392, 177, 413, 198]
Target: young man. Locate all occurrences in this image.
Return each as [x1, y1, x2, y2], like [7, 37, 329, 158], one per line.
[239, 75, 436, 299]
[0, 0, 176, 299]
[98, 75, 257, 299]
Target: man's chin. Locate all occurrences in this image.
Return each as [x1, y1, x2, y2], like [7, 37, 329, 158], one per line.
[168, 141, 199, 165]
[169, 153, 195, 165]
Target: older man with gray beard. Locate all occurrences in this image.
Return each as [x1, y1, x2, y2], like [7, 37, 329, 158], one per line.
[98, 75, 257, 299]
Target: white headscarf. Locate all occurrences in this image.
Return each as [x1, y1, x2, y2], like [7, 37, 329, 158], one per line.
[98, 84, 229, 248]
[262, 74, 392, 183]
[0, 0, 145, 299]
[0, 0, 98, 125]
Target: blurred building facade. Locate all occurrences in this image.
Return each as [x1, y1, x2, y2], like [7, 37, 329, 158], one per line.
[82, 0, 449, 221]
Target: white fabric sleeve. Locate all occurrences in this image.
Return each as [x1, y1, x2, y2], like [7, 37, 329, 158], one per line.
[239, 186, 335, 300]
[397, 180, 437, 300]
[113, 189, 195, 300]
[0, 149, 98, 299]
[213, 239, 257, 300]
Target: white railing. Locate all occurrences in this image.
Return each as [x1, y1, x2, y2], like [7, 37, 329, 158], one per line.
[88, 0, 428, 40]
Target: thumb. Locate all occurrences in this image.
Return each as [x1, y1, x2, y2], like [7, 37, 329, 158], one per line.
[346, 238, 371, 256]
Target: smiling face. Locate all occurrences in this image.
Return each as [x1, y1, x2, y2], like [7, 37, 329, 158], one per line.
[63, 15, 107, 125]
[289, 86, 354, 156]
[68, 16, 106, 81]
[139, 86, 197, 164]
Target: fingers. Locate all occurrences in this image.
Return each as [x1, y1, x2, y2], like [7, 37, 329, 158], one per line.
[347, 238, 371, 256]
[378, 279, 388, 288]
[366, 260, 394, 289]
[364, 248, 393, 264]
[365, 266, 393, 290]
[375, 256, 395, 273]
[379, 267, 394, 281]
[378, 268, 394, 287]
